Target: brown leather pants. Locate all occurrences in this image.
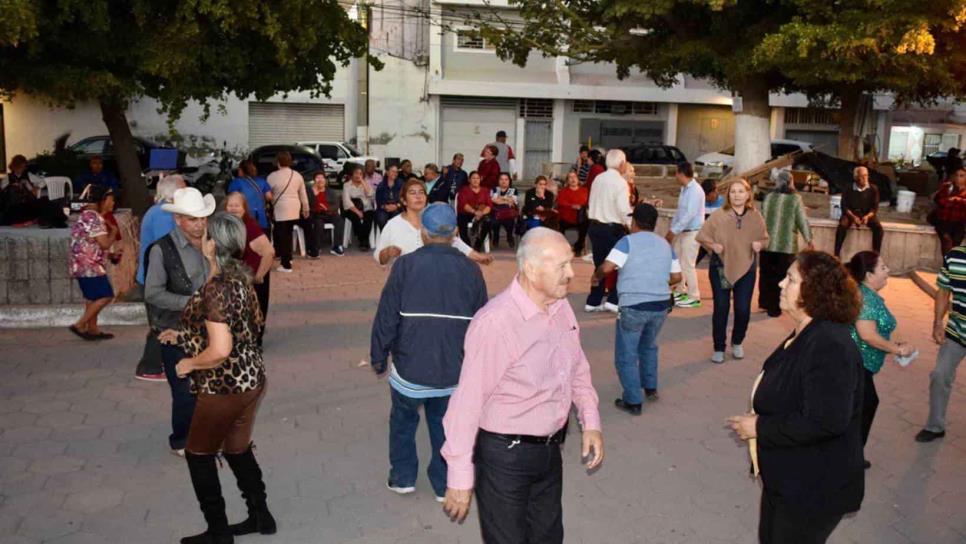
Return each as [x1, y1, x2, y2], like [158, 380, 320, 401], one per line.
[186, 384, 265, 455]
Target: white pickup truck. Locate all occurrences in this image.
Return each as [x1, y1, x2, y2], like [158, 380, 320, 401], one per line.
[296, 141, 381, 177]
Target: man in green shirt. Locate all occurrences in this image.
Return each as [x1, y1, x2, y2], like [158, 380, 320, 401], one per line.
[916, 244, 966, 442]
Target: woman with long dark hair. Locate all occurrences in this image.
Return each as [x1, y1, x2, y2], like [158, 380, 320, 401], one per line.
[159, 212, 275, 543]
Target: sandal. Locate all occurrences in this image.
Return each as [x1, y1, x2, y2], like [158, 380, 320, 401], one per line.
[68, 325, 97, 341]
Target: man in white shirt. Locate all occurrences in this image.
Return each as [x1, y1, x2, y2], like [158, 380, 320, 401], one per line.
[585, 149, 632, 313]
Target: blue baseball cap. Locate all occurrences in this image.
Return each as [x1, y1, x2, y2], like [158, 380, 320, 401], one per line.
[421, 202, 458, 237]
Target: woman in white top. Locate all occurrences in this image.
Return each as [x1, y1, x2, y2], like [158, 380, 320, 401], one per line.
[266, 151, 309, 272]
[342, 165, 376, 251]
[490, 173, 519, 249]
[374, 178, 493, 267]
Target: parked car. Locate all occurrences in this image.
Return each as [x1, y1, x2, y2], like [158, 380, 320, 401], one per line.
[248, 144, 334, 186]
[695, 139, 815, 177]
[68, 135, 186, 172]
[619, 144, 687, 165]
[296, 141, 380, 176]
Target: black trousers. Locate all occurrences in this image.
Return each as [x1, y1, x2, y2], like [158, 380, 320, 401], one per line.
[558, 219, 588, 254]
[834, 215, 883, 256]
[458, 214, 491, 251]
[759, 488, 843, 544]
[304, 212, 345, 256]
[758, 251, 795, 317]
[272, 219, 297, 269]
[861, 368, 878, 447]
[342, 209, 374, 249]
[474, 431, 563, 544]
[586, 222, 625, 307]
[491, 218, 517, 247]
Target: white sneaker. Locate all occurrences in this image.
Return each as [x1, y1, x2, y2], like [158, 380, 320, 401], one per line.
[170, 448, 185, 458]
[584, 304, 604, 313]
[581, 253, 594, 262]
[732, 345, 745, 359]
[603, 302, 620, 314]
[275, 266, 293, 273]
[710, 351, 725, 364]
[386, 481, 415, 495]
[435, 495, 445, 503]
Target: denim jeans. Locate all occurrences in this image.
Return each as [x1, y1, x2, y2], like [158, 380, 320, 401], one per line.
[709, 263, 756, 352]
[161, 343, 196, 450]
[614, 306, 668, 405]
[388, 388, 450, 496]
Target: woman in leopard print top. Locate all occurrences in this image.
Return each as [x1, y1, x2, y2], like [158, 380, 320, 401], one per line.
[159, 212, 276, 543]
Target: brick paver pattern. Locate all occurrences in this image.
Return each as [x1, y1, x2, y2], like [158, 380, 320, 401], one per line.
[1, 252, 964, 544]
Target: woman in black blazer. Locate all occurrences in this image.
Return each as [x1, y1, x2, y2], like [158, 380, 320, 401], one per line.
[729, 251, 865, 544]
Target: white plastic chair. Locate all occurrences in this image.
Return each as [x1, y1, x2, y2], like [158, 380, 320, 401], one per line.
[43, 176, 73, 201]
[292, 225, 307, 257]
[342, 216, 379, 249]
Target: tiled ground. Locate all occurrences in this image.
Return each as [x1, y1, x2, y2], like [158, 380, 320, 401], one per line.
[0, 249, 964, 543]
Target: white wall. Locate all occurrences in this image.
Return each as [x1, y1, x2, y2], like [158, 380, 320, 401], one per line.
[366, 56, 440, 164]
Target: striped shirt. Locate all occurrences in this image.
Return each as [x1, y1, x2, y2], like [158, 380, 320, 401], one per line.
[938, 246, 966, 347]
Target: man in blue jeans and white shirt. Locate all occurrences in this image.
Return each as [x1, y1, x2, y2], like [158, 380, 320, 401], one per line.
[593, 203, 681, 415]
[370, 203, 488, 500]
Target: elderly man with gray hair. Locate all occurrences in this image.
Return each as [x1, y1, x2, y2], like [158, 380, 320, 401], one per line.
[134, 174, 187, 381]
[370, 202, 488, 502]
[585, 148, 632, 313]
[441, 227, 603, 543]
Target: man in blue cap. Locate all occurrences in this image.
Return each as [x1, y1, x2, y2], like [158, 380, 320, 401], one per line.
[370, 202, 489, 502]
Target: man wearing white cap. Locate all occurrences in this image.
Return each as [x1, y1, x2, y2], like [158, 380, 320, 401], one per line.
[145, 187, 216, 456]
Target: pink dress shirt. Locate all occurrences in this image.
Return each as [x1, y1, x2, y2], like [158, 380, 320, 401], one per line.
[441, 278, 601, 490]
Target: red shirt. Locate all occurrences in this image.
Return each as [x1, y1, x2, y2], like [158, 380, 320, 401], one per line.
[311, 189, 331, 214]
[477, 159, 501, 189]
[457, 185, 493, 215]
[242, 215, 265, 274]
[555, 186, 589, 224]
[935, 182, 966, 223]
[584, 164, 606, 190]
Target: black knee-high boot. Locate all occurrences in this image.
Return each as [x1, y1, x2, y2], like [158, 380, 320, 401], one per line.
[183, 452, 233, 544]
[224, 444, 277, 536]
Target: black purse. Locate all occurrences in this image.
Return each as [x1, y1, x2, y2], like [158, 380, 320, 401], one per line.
[709, 253, 733, 290]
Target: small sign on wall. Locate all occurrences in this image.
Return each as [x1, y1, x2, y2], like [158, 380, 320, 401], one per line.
[732, 97, 743, 114]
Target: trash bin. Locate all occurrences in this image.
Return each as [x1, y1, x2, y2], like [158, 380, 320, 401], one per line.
[895, 190, 916, 213]
[829, 194, 842, 220]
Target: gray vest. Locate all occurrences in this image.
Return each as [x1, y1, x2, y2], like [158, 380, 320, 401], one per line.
[145, 234, 194, 331]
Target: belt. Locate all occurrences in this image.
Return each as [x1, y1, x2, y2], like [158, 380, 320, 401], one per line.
[589, 220, 624, 227]
[479, 426, 568, 446]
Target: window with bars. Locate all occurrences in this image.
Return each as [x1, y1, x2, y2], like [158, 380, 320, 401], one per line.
[520, 99, 553, 118]
[455, 29, 495, 51]
[785, 108, 838, 125]
[571, 100, 658, 115]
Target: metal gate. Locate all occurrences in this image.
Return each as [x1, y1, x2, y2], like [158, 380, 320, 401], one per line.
[524, 120, 552, 180]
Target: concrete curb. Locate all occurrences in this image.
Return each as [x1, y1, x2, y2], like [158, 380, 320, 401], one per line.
[0, 303, 147, 328]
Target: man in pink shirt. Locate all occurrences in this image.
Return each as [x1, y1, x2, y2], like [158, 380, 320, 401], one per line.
[440, 227, 604, 543]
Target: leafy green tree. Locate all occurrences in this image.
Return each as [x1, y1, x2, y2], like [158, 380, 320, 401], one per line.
[0, 0, 375, 213]
[754, 1, 966, 160]
[471, 0, 797, 173]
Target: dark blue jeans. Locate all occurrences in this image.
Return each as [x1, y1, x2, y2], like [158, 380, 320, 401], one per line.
[161, 343, 196, 450]
[615, 306, 668, 405]
[586, 222, 624, 307]
[709, 263, 756, 352]
[388, 388, 450, 497]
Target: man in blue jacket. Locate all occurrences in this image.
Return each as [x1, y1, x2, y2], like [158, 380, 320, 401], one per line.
[370, 203, 488, 502]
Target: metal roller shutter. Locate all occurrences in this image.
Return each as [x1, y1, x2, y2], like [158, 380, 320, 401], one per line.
[440, 97, 517, 167]
[248, 102, 344, 148]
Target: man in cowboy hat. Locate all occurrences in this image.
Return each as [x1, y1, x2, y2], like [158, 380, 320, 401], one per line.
[144, 187, 216, 456]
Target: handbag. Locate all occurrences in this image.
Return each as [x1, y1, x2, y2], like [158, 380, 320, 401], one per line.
[710, 253, 733, 290]
[494, 204, 518, 222]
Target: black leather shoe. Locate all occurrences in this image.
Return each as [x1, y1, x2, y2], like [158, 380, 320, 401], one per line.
[614, 399, 642, 416]
[863, 459, 871, 469]
[915, 429, 946, 443]
[644, 389, 659, 401]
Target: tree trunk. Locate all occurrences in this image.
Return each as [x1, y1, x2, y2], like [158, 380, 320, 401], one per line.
[732, 80, 772, 175]
[99, 98, 150, 216]
[837, 86, 861, 161]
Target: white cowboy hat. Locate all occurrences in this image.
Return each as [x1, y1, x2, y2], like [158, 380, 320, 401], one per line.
[162, 187, 216, 218]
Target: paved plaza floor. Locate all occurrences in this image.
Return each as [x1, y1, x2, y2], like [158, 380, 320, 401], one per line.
[1, 249, 964, 544]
